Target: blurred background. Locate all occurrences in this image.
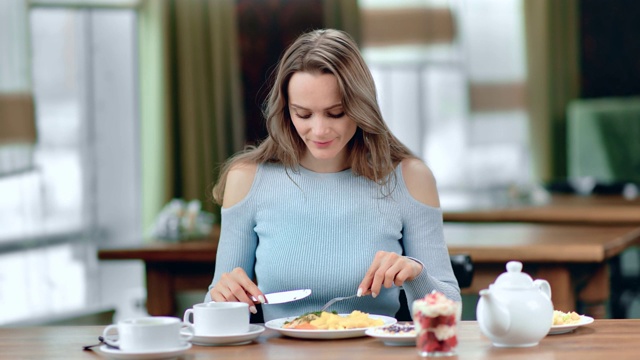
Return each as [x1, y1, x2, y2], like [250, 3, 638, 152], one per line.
[0, 0, 639, 325]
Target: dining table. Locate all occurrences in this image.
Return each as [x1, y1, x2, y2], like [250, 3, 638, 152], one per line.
[98, 222, 640, 320]
[445, 223, 640, 319]
[440, 191, 640, 319]
[441, 191, 640, 225]
[2, 320, 639, 359]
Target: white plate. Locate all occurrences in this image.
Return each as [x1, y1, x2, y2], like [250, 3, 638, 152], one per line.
[265, 314, 397, 340]
[98, 343, 190, 360]
[548, 315, 594, 335]
[186, 324, 265, 346]
[365, 322, 416, 346]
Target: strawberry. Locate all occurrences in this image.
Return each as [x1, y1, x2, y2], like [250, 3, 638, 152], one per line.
[439, 340, 451, 352]
[423, 331, 440, 352]
[419, 315, 433, 329]
[444, 335, 458, 348]
[425, 338, 440, 352]
[441, 314, 456, 326]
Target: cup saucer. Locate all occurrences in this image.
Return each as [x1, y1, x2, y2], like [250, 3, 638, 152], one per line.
[98, 343, 191, 360]
[187, 324, 265, 346]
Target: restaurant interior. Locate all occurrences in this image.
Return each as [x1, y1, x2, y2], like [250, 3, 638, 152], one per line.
[1, 0, 640, 332]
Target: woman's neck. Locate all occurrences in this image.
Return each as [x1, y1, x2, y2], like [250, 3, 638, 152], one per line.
[299, 151, 349, 173]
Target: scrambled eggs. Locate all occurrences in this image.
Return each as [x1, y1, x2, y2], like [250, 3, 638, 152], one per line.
[283, 310, 384, 330]
[552, 310, 582, 325]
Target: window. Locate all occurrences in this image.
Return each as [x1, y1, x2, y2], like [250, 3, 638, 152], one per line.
[360, 0, 531, 205]
[0, 2, 143, 324]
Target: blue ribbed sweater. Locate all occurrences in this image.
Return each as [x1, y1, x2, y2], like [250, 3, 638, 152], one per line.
[205, 162, 460, 321]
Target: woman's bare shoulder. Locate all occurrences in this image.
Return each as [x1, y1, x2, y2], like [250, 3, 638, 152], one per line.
[222, 160, 258, 208]
[400, 158, 440, 208]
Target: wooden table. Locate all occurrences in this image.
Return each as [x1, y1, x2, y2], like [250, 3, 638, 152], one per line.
[442, 193, 640, 225]
[441, 192, 640, 318]
[445, 223, 640, 318]
[98, 225, 221, 316]
[98, 223, 640, 319]
[3, 320, 640, 359]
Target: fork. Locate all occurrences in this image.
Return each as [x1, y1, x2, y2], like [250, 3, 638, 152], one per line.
[320, 294, 358, 312]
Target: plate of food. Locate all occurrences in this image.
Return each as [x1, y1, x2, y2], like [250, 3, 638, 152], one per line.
[548, 310, 594, 335]
[265, 310, 396, 339]
[365, 322, 416, 346]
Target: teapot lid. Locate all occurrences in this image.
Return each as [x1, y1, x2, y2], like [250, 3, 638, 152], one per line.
[492, 261, 534, 289]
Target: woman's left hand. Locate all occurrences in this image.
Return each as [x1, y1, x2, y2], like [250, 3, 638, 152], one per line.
[358, 251, 423, 298]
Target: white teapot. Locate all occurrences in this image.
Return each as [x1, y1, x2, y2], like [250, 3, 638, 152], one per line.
[476, 261, 553, 347]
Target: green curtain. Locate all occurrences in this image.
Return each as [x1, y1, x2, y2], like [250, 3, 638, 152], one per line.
[524, 0, 580, 183]
[324, 0, 361, 45]
[139, 0, 245, 231]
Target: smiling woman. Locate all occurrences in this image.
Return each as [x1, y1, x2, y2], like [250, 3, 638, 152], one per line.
[288, 72, 357, 171]
[205, 29, 461, 323]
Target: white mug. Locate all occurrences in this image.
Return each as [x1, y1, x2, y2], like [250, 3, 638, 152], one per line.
[102, 316, 194, 352]
[183, 302, 249, 336]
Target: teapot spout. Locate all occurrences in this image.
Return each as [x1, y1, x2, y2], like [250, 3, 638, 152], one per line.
[478, 289, 510, 337]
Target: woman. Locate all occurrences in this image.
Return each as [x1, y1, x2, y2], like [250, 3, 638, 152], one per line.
[205, 29, 460, 321]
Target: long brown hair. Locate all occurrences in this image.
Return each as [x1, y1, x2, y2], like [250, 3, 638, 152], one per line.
[212, 29, 415, 204]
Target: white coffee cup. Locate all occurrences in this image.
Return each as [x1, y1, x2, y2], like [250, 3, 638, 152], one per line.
[102, 316, 194, 352]
[183, 302, 249, 336]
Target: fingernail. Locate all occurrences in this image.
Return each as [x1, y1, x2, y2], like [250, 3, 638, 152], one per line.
[372, 292, 377, 298]
[357, 288, 363, 297]
[250, 306, 257, 314]
[258, 295, 266, 304]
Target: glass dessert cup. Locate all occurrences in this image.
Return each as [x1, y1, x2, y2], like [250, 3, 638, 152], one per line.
[412, 292, 461, 357]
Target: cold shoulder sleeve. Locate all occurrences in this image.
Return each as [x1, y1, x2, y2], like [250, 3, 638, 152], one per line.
[204, 168, 261, 302]
[395, 167, 461, 305]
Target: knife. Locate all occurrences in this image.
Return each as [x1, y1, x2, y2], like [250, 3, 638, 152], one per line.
[252, 289, 312, 304]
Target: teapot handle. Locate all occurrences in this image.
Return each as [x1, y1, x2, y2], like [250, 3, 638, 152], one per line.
[533, 279, 552, 300]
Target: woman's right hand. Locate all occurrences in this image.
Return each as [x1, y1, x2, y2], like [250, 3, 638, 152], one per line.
[209, 267, 264, 314]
